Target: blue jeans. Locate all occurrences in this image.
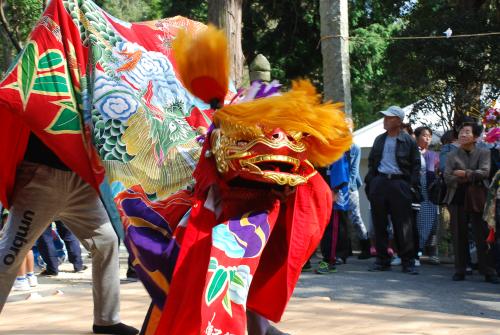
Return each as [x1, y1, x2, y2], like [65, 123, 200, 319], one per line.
[348, 190, 368, 240]
[37, 221, 83, 273]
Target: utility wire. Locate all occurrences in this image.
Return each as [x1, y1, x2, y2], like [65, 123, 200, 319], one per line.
[318, 31, 500, 48]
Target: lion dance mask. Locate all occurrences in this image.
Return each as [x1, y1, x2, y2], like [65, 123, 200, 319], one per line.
[129, 26, 352, 335]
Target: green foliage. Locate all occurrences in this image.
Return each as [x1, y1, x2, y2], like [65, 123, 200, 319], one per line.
[242, 1, 322, 88]
[349, 23, 402, 126]
[386, 0, 500, 127]
[94, 0, 163, 21]
[349, 0, 411, 28]
[347, 1, 414, 127]
[159, 0, 208, 22]
[5, 0, 43, 41]
[0, 0, 43, 73]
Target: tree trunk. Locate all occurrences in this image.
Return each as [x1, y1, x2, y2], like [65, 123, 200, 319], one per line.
[0, 30, 13, 73]
[319, 0, 352, 115]
[208, 0, 245, 88]
[0, 0, 22, 52]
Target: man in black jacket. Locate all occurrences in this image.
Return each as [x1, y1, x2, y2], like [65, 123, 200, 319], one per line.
[365, 106, 421, 274]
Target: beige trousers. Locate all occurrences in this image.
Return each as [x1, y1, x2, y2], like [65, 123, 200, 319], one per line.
[0, 161, 120, 325]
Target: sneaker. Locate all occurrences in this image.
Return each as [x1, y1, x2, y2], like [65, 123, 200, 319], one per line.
[358, 251, 372, 260]
[39, 269, 58, 277]
[12, 277, 31, 291]
[315, 261, 337, 274]
[335, 257, 346, 265]
[465, 267, 473, 275]
[428, 256, 440, 265]
[390, 256, 402, 266]
[27, 273, 38, 287]
[402, 265, 419, 275]
[414, 250, 422, 267]
[74, 265, 88, 273]
[368, 263, 391, 272]
[452, 273, 465, 281]
[485, 274, 500, 284]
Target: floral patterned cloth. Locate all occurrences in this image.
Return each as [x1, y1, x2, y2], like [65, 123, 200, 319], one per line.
[0, 0, 214, 208]
[0, 0, 212, 331]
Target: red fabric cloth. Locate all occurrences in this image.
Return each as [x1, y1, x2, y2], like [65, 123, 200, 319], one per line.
[0, 0, 102, 208]
[246, 173, 332, 321]
[154, 173, 332, 334]
[0, 111, 30, 208]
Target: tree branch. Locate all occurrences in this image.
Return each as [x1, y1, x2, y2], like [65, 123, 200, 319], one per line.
[0, 0, 21, 52]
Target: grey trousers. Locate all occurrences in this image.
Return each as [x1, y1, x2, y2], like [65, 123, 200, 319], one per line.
[0, 161, 120, 325]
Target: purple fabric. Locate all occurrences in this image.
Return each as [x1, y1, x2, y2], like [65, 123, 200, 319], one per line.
[241, 81, 282, 102]
[423, 150, 439, 172]
[121, 197, 173, 235]
[121, 196, 180, 309]
[254, 81, 281, 99]
[228, 211, 271, 258]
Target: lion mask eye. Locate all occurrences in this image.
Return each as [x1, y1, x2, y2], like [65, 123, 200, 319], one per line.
[288, 131, 303, 142]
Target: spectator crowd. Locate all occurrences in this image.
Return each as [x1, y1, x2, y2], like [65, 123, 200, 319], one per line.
[307, 106, 500, 285]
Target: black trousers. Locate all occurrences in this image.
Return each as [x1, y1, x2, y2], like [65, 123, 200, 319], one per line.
[368, 175, 415, 266]
[320, 209, 350, 263]
[448, 205, 496, 276]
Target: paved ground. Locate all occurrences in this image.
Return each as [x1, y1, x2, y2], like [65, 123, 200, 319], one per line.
[297, 255, 500, 319]
[1, 250, 500, 334]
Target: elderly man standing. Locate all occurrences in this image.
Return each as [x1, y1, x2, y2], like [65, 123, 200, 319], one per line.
[365, 106, 421, 274]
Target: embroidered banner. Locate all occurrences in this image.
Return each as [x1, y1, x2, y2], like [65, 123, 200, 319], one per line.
[0, 0, 214, 329]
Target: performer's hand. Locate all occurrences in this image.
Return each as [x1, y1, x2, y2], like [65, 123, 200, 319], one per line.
[453, 170, 466, 178]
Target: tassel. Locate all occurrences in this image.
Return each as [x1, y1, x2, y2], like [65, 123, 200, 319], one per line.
[172, 25, 229, 108]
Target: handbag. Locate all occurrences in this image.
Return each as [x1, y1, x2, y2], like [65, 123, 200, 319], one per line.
[464, 183, 487, 213]
[428, 174, 447, 205]
[463, 150, 489, 213]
